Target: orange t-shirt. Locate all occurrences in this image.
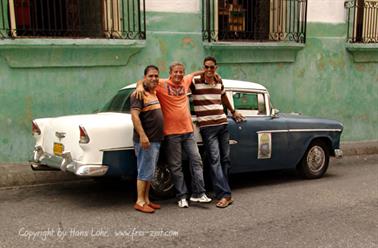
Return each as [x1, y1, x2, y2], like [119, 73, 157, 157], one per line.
[156, 75, 194, 136]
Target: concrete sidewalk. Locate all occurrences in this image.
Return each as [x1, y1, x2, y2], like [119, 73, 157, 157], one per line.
[1, 140, 377, 188]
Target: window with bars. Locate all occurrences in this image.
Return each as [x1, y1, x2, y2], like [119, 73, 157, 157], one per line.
[202, 0, 307, 43]
[0, 0, 145, 39]
[346, 0, 378, 43]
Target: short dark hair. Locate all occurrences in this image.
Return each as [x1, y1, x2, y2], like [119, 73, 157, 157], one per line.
[203, 56, 217, 65]
[144, 65, 159, 76]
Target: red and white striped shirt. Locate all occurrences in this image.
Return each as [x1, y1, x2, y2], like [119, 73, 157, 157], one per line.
[190, 76, 228, 128]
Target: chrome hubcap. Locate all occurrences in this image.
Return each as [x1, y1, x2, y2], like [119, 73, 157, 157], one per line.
[307, 145, 325, 173]
[151, 166, 173, 192]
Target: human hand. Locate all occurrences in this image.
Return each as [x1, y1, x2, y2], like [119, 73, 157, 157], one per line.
[140, 135, 150, 149]
[232, 111, 246, 123]
[134, 80, 147, 100]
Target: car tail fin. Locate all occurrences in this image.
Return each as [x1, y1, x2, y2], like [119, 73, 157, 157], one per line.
[79, 125, 90, 144]
[32, 121, 41, 135]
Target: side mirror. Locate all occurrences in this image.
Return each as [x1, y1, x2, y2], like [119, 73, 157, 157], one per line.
[271, 108, 280, 118]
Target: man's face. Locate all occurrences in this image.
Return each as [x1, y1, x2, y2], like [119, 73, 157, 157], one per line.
[203, 60, 217, 78]
[170, 65, 185, 84]
[144, 68, 159, 90]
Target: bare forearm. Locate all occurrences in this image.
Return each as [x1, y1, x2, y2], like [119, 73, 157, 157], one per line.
[131, 110, 147, 139]
[221, 94, 234, 112]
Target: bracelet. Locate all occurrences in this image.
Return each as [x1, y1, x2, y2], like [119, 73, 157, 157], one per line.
[231, 109, 236, 114]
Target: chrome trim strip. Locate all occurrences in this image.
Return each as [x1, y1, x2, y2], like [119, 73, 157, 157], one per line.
[257, 128, 342, 134]
[289, 129, 343, 132]
[100, 146, 134, 152]
[256, 130, 289, 134]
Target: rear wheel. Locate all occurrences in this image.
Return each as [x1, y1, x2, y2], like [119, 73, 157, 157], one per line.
[150, 162, 175, 199]
[297, 140, 330, 179]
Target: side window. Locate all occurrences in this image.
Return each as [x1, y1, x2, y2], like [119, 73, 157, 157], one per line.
[233, 91, 266, 116]
[100, 88, 133, 113]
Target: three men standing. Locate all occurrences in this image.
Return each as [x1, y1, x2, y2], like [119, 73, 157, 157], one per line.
[135, 62, 212, 208]
[132, 57, 243, 210]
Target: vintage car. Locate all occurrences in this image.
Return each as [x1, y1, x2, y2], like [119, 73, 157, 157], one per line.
[30, 79, 343, 196]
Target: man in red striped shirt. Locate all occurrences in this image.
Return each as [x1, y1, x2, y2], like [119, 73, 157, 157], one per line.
[190, 56, 244, 208]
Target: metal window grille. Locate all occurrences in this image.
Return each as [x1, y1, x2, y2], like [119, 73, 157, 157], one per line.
[346, 0, 378, 43]
[202, 0, 307, 43]
[0, 0, 145, 39]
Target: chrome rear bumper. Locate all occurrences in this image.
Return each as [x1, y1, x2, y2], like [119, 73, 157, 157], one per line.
[31, 146, 108, 176]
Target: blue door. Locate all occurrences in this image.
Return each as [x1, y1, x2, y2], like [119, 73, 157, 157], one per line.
[227, 91, 290, 173]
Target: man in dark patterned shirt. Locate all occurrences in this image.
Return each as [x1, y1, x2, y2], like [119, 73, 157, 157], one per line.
[130, 65, 164, 213]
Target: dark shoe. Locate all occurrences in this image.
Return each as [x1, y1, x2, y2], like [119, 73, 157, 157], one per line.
[134, 203, 155, 213]
[216, 197, 233, 208]
[148, 202, 161, 209]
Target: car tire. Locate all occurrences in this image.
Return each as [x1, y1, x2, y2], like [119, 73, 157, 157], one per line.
[150, 162, 175, 199]
[297, 140, 330, 179]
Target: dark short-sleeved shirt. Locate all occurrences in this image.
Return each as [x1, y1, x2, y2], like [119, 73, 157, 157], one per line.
[130, 90, 164, 143]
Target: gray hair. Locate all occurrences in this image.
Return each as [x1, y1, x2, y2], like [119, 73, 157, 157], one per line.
[169, 61, 185, 73]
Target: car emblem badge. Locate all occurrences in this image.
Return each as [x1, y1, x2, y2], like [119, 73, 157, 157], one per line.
[55, 132, 66, 141]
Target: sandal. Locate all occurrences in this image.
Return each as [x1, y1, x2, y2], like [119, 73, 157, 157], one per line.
[216, 197, 233, 208]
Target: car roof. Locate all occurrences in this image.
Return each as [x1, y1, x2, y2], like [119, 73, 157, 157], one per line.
[121, 79, 267, 91]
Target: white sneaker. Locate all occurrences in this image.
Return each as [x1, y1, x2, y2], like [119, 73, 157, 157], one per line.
[190, 194, 212, 203]
[178, 198, 189, 208]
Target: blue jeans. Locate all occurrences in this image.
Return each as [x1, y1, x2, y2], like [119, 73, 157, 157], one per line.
[200, 124, 232, 199]
[134, 142, 161, 181]
[164, 132, 206, 199]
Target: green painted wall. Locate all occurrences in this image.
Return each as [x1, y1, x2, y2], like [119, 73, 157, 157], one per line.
[0, 12, 377, 163]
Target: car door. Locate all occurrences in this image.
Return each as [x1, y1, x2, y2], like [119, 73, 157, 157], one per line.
[227, 90, 290, 173]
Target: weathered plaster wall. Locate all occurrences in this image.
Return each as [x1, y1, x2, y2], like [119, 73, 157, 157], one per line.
[0, 8, 377, 163]
[145, 0, 347, 23]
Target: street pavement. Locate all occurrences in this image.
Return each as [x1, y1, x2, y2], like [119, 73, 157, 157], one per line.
[0, 140, 377, 188]
[0, 154, 377, 248]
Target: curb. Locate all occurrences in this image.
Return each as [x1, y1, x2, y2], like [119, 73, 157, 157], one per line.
[340, 140, 378, 156]
[0, 140, 377, 188]
[0, 164, 81, 188]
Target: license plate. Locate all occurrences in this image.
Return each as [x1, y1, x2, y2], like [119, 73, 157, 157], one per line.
[53, 143, 64, 156]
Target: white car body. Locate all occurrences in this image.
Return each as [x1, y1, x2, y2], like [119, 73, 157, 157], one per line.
[31, 79, 267, 177]
[30, 79, 342, 186]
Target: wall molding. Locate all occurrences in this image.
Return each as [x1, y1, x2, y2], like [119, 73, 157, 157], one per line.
[203, 42, 304, 64]
[0, 39, 145, 68]
[345, 43, 378, 63]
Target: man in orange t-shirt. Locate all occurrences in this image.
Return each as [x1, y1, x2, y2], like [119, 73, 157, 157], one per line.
[136, 62, 211, 208]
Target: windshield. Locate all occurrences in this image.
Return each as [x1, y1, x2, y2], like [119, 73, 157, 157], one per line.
[100, 88, 134, 113]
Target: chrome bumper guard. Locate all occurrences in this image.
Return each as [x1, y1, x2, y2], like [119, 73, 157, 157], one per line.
[334, 149, 343, 158]
[31, 146, 108, 176]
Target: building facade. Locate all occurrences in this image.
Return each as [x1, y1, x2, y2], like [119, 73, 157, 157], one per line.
[0, 0, 377, 163]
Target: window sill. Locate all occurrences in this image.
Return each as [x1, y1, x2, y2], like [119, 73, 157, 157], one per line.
[0, 39, 145, 68]
[345, 43, 378, 63]
[203, 42, 304, 64]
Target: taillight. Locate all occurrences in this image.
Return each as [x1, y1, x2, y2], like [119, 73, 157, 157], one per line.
[79, 125, 90, 144]
[32, 121, 41, 135]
